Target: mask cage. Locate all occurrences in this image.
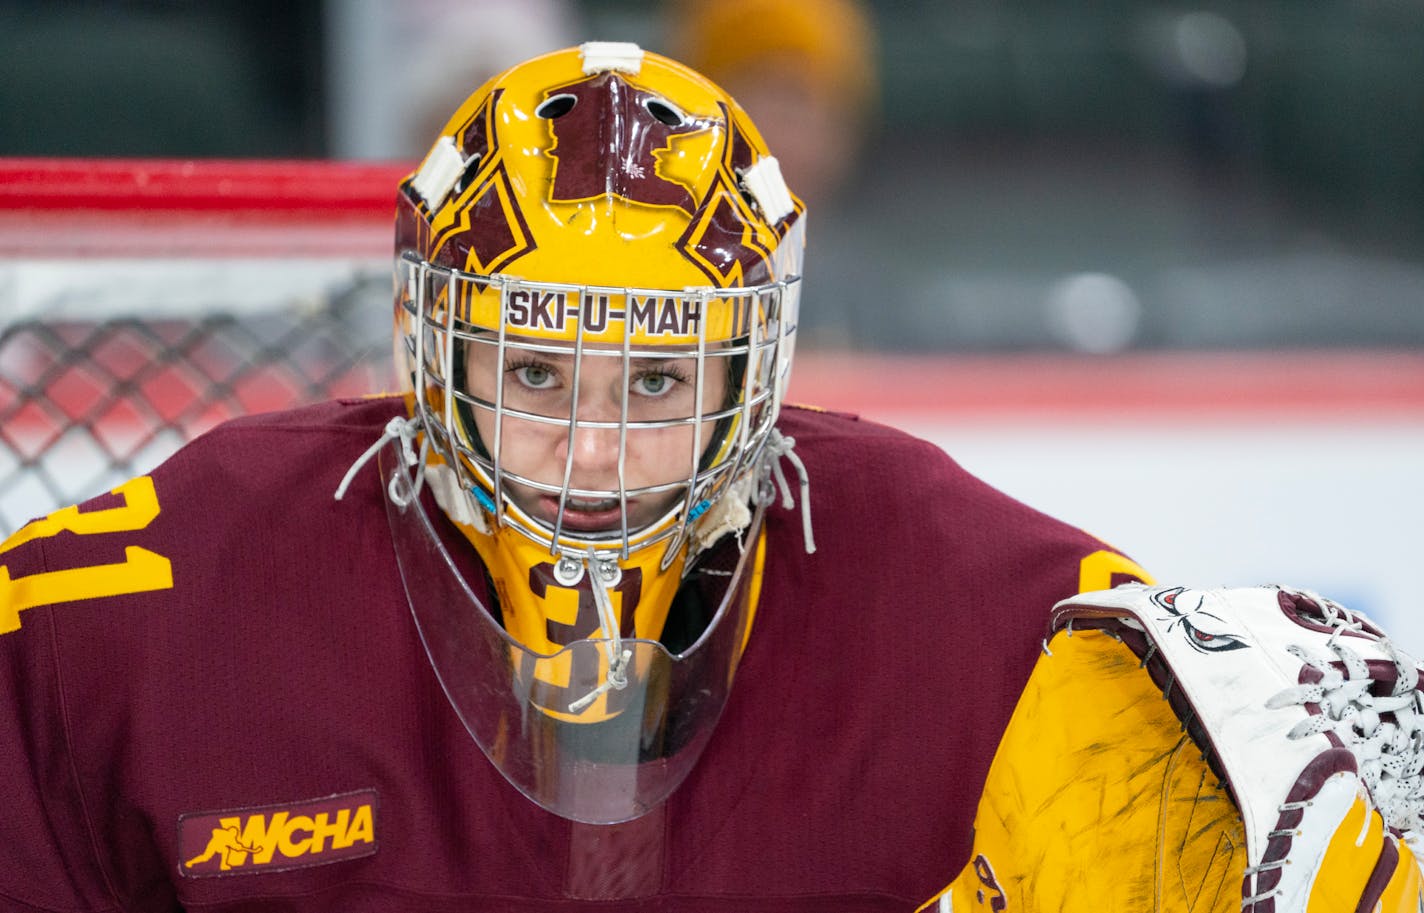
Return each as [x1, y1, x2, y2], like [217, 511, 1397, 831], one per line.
[396, 254, 800, 560]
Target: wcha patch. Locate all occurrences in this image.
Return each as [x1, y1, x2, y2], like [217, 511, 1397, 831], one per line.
[177, 789, 378, 878]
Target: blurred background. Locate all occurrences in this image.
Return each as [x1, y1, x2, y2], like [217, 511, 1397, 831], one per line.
[4, 0, 1423, 351]
[1, 0, 1422, 633]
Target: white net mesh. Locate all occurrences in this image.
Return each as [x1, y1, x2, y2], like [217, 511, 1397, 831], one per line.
[0, 159, 407, 535]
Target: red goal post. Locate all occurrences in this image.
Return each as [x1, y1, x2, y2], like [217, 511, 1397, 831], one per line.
[0, 158, 411, 534]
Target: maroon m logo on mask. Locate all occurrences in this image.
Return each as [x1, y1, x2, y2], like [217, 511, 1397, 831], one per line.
[541, 73, 708, 213]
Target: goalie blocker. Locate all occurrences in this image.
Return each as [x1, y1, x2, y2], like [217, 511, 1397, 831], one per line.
[920, 583, 1424, 912]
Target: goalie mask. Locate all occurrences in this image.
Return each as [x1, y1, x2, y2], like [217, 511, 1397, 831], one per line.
[385, 43, 805, 822]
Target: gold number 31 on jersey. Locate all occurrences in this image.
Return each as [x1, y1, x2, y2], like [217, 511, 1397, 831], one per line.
[0, 476, 174, 635]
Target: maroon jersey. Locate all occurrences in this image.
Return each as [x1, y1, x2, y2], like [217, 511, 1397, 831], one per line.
[0, 396, 1143, 911]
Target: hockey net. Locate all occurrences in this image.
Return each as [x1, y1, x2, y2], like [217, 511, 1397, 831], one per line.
[0, 158, 411, 535]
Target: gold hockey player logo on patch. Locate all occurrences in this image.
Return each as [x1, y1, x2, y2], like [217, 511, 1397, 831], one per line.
[178, 789, 377, 877]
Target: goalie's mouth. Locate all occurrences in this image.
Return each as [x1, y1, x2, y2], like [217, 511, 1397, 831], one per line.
[531, 491, 683, 534]
[546, 495, 624, 532]
[493, 474, 687, 537]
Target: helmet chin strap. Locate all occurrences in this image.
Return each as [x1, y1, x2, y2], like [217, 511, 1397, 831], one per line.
[567, 546, 634, 713]
[760, 428, 816, 555]
[335, 414, 427, 506]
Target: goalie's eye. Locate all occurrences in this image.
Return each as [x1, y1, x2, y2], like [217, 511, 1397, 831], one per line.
[1179, 618, 1249, 654]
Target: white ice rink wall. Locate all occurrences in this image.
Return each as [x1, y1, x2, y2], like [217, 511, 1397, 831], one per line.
[789, 350, 1424, 649]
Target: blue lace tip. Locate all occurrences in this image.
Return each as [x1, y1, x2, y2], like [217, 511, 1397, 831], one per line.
[470, 486, 496, 513]
[687, 499, 712, 521]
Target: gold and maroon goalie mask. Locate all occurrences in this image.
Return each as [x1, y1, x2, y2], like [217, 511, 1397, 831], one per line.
[388, 43, 804, 822]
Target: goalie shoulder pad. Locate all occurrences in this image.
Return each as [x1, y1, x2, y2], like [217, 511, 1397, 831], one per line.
[1052, 584, 1424, 912]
